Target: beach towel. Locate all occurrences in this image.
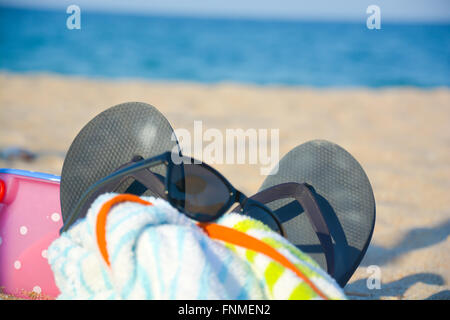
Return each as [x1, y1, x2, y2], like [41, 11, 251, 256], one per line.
[47, 193, 346, 300]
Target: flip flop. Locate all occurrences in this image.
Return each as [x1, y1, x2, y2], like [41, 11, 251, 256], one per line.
[60, 102, 180, 230]
[238, 140, 376, 287]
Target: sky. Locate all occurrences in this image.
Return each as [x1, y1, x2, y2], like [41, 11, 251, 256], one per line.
[0, 0, 449, 22]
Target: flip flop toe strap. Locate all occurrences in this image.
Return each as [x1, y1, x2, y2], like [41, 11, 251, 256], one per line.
[234, 182, 335, 277]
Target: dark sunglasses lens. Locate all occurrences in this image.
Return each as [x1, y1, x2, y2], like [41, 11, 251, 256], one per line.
[168, 162, 231, 221]
[244, 205, 282, 234]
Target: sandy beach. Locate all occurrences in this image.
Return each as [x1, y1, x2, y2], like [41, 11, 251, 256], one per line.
[0, 72, 449, 300]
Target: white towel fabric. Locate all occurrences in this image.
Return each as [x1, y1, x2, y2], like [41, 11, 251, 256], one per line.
[47, 193, 346, 300]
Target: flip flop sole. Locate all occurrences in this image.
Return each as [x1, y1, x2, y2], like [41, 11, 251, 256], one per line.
[60, 102, 179, 225]
[259, 140, 375, 287]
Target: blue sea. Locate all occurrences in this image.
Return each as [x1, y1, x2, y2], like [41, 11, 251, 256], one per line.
[0, 6, 449, 87]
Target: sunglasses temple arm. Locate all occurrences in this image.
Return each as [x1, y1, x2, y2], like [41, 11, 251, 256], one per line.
[233, 191, 285, 237]
[60, 177, 119, 233]
[245, 198, 286, 238]
[233, 182, 335, 277]
[61, 155, 168, 233]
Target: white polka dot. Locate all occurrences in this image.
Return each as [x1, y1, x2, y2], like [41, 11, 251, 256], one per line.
[41, 250, 48, 259]
[32, 286, 42, 294]
[51, 213, 61, 222]
[14, 260, 21, 269]
[19, 226, 28, 235]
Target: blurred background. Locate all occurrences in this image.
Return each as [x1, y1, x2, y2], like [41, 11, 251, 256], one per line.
[0, 0, 449, 299]
[0, 0, 449, 86]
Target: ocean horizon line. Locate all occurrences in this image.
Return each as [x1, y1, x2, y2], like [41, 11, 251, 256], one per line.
[1, 4, 450, 25]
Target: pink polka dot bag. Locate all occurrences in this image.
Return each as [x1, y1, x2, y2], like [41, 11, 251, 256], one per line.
[0, 169, 62, 299]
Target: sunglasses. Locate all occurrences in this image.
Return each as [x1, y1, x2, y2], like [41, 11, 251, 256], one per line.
[60, 151, 285, 235]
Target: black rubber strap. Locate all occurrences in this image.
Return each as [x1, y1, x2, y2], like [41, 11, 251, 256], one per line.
[113, 158, 167, 199]
[234, 182, 335, 277]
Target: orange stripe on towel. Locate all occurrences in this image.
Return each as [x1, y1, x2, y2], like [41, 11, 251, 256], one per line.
[197, 222, 329, 300]
[95, 194, 153, 267]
